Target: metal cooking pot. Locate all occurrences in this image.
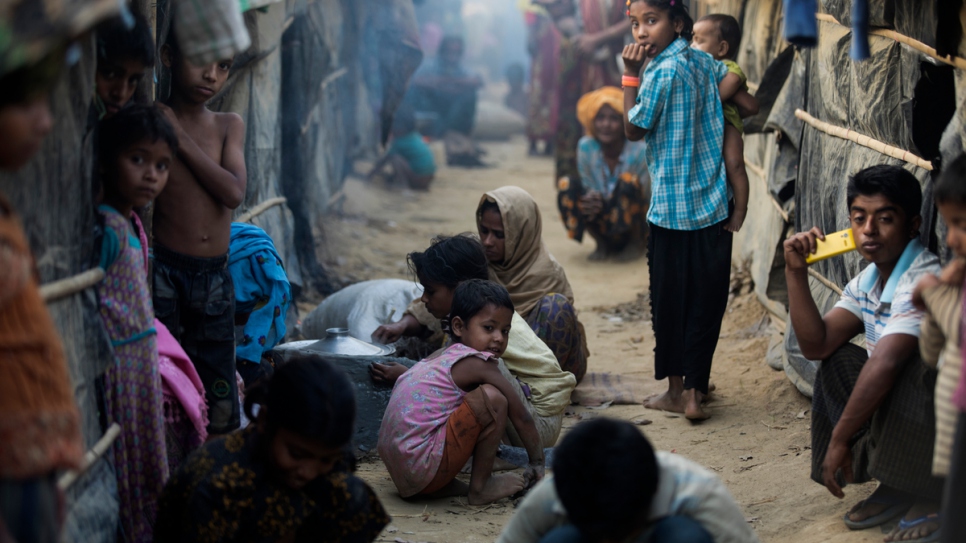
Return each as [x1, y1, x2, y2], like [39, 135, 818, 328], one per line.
[277, 328, 395, 357]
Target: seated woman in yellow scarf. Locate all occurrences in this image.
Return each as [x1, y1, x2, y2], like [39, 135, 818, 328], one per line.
[478, 187, 588, 383]
[557, 86, 650, 261]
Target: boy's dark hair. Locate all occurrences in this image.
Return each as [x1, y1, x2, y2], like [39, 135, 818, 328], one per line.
[98, 104, 178, 170]
[631, 0, 695, 41]
[392, 102, 417, 136]
[697, 14, 742, 60]
[0, 50, 64, 107]
[846, 164, 922, 221]
[450, 279, 514, 326]
[96, 10, 156, 67]
[553, 418, 659, 540]
[408, 234, 490, 288]
[244, 354, 356, 448]
[935, 154, 966, 205]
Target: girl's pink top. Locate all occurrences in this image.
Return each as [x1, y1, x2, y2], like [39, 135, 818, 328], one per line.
[377, 343, 497, 497]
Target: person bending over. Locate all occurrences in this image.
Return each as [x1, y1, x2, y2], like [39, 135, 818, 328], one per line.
[371, 235, 576, 448]
[378, 279, 544, 504]
[153, 29, 247, 435]
[155, 354, 389, 542]
[497, 418, 758, 542]
[785, 165, 942, 542]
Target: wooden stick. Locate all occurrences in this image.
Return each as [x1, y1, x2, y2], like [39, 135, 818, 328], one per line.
[237, 197, 287, 223]
[41, 268, 106, 303]
[808, 268, 845, 296]
[58, 423, 121, 490]
[795, 109, 933, 171]
[816, 13, 966, 71]
[745, 160, 790, 222]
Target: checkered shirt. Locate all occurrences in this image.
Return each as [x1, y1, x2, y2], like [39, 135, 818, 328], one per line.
[628, 38, 729, 231]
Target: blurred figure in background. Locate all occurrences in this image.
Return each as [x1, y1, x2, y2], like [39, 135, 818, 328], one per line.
[521, 0, 561, 156]
[409, 36, 484, 138]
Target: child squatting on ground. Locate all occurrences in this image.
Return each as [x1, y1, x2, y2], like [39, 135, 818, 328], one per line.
[95, 105, 177, 540]
[690, 13, 759, 233]
[914, 153, 966, 542]
[94, 10, 155, 119]
[153, 30, 247, 436]
[155, 354, 390, 542]
[366, 103, 436, 191]
[378, 279, 545, 505]
[0, 50, 84, 542]
[622, 0, 733, 420]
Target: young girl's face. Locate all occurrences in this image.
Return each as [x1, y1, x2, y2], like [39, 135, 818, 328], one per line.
[96, 57, 146, 118]
[0, 95, 53, 171]
[420, 279, 456, 319]
[939, 201, 966, 258]
[628, 2, 684, 58]
[478, 208, 506, 263]
[269, 427, 345, 490]
[451, 304, 513, 357]
[107, 139, 172, 211]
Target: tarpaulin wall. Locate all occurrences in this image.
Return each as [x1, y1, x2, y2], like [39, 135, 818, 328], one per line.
[692, 0, 961, 396]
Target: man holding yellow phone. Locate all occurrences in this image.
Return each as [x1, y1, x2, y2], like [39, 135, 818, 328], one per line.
[784, 165, 944, 542]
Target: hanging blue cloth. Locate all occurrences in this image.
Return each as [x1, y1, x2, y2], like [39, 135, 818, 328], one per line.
[784, 0, 819, 47]
[229, 223, 291, 363]
[850, 0, 870, 60]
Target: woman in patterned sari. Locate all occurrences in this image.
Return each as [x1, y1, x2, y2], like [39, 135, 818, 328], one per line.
[534, 0, 630, 181]
[155, 355, 389, 543]
[477, 187, 589, 383]
[557, 86, 650, 261]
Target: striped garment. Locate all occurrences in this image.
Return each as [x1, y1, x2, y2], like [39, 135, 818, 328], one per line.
[627, 38, 729, 231]
[919, 282, 964, 476]
[834, 240, 940, 354]
[496, 451, 760, 543]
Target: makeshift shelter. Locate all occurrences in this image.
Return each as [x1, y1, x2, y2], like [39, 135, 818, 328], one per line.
[690, 0, 962, 396]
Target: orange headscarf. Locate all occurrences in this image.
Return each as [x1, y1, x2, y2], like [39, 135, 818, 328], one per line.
[576, 86, 624, 138]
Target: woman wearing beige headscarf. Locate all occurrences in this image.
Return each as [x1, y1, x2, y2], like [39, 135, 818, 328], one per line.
[478, 186, 588, 383]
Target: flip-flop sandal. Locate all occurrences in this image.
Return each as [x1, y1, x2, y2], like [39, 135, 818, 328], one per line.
[843, 495, 911, 530]
[893, 513, 941, 543]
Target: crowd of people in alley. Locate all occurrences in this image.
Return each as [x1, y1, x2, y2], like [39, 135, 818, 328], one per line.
[2, 0, 966, 542]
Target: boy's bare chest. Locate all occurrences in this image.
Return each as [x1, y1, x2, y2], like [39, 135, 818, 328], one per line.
[183, 120, 225, 161]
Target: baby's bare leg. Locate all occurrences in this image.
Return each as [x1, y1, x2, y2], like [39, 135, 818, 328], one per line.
[723, 125, 749, 232]
[467, 384, 525, 504]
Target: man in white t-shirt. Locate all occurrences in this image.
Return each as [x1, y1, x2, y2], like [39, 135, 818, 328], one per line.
[784, 165, 942, 542]
[497, 418, 758, 543]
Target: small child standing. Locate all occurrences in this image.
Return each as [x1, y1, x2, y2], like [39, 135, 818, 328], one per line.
[0, 51, 84, 542]
[94, 10, 155, 119]
[96, 104, 178, 540]
[622, 0, 731, 420]
[378, 279, 545, 504]
[691, 14, 758, 233]
[153, 31, 247, 435]
[367, 104, 436, 191]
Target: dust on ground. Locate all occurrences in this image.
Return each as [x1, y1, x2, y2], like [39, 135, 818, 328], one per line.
[312, 137, 889, 542]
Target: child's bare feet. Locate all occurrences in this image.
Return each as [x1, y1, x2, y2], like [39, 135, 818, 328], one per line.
[468, 473, 526, 505]
[422, 479, 469, 499]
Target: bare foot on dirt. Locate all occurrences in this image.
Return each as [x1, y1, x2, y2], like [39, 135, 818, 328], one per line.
[643, 390, 686, 413]
[884, 502, 940, 542]
[588, 245, 609, 261]
[684, 390, 710, 421]
[468, 473, 526, 505]
[422, 479, 469, 499]
[461, 457, 518, 474]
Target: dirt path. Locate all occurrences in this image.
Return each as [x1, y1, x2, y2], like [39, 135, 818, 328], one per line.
[318, 137, 888, 542]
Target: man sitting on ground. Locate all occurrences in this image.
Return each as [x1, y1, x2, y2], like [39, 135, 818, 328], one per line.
[409, 35, 483, 138]
[784, 165, 943, 541]
[496, 418, 758, 543]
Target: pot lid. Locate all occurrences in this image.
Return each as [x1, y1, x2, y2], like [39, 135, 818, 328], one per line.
[302, 328, 395, 357]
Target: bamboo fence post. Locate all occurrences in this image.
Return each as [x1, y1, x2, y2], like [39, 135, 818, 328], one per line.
[237, 197, 288, 223]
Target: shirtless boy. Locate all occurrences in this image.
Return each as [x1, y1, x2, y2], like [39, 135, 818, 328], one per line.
[154, 34, 247, 435]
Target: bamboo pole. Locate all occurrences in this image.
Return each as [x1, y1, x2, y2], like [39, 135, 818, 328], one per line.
[795, 109, 934, 171]
[816, 13, 966, 71]
[745, 160, 790, 222]
[808, 268, 845, 296]
[40, 268, 106, 303]
[237, 197, 288, 223]
[57, 423, 121, 490]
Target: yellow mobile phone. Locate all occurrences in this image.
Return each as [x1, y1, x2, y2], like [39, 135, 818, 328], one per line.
[806, 229, 857, 264]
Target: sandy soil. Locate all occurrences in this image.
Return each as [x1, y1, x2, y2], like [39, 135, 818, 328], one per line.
[314, 137, 892, 543]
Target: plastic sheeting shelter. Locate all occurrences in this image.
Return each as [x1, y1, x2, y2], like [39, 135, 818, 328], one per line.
[691, 0, 961, 396]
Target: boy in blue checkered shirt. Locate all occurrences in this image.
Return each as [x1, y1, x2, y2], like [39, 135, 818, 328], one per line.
[622, 0, 736, 421]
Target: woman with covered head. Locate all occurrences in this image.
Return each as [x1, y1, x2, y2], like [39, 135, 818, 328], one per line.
[557, 86, 650, 261]
[477, 186, 588, 383]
